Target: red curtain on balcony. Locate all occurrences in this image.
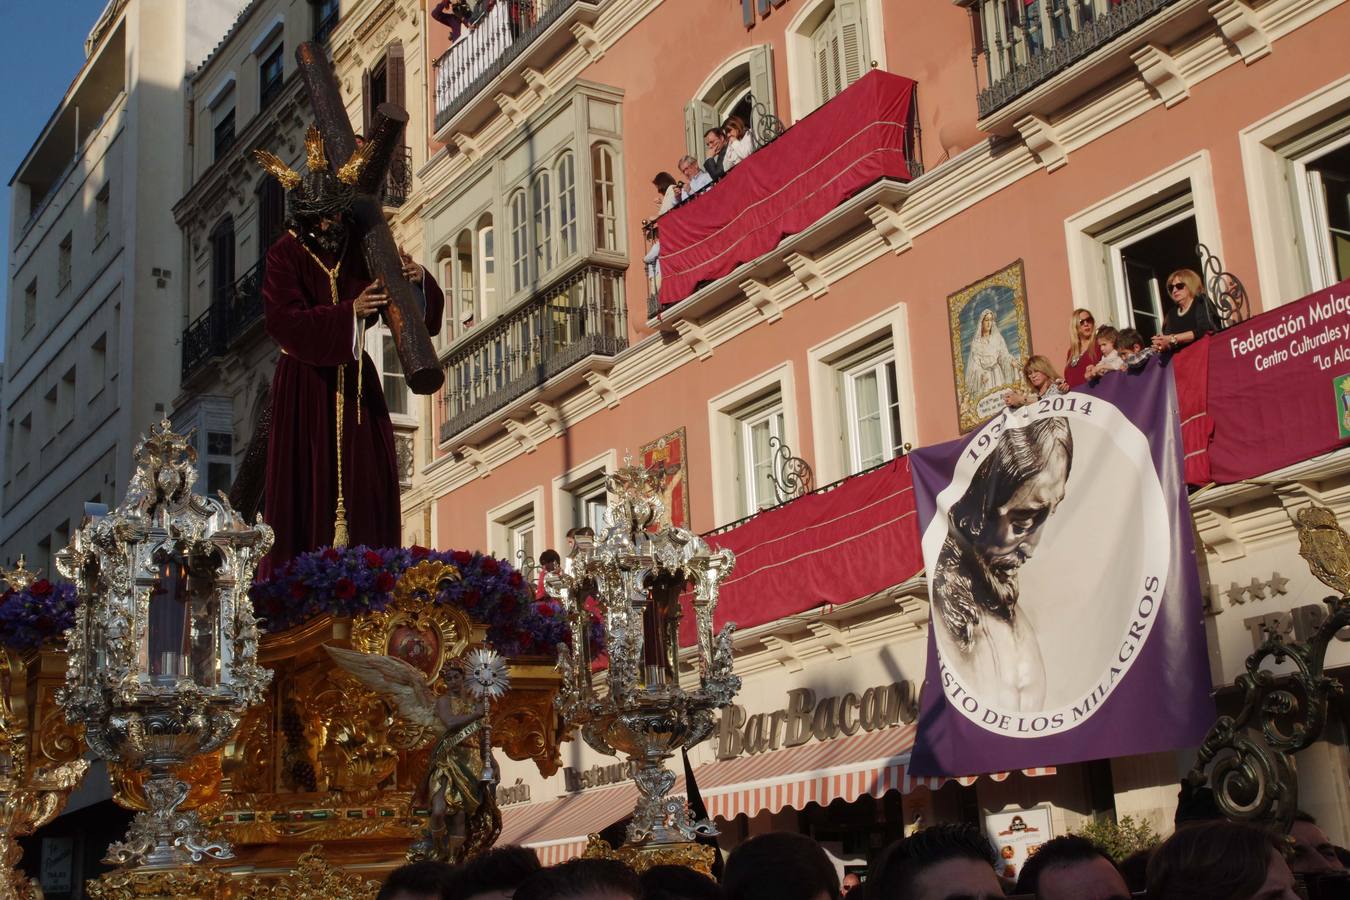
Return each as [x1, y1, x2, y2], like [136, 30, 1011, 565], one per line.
[657, 71, 918, 309]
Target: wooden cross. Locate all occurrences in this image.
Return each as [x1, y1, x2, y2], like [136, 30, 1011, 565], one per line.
[295, 40, 443, 395]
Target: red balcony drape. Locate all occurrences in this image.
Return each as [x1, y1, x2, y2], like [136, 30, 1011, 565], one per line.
[657, 71, 917, 309]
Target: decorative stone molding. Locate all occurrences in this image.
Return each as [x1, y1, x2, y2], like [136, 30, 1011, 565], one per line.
[495, 92, 526, 126]
[740, 278, 782, 323]
[1130, 43, 1191, 107]
[531, 401, 567, 437]
[571, 22, 604, 62]
[1014, 114, 1068, 172]
[455, 444, 491, 478]
[1194, 507, 1247, 562]
[1208, 0, 1272, 63]
[761, 635, 805, 673]
[521, 67, 552, 102]
[503, 419, 538, 454]
[865, 203, 913, 255]
[451, 132, 481, 162]
[673, 320, 713, 360]
[806, 621, 852, 661]
[783, 251, 828, 298]
[582, 371, 620, 409]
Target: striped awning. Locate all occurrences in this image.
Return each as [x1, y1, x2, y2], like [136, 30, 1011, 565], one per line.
[499, 725, 1055, 864]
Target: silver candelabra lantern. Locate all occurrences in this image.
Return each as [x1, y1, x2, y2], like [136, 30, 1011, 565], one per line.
[55, 420, 273, 868]
[552, 460, 740, 847]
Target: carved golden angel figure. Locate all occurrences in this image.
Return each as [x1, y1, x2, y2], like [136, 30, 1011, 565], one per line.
[324, 645, 502, 862]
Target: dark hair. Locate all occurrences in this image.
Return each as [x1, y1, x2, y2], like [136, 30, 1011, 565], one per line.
[1014, 835, 1116, 896]
[512, 858, 640, 900]
[704, 126, 726, 140]
[723, 832, 840, 900]
[1146, 820, 1287, 900]
[869, 824, 999, 900]
[1174, 781, 1222, 826]
[377, 861, 458, 900]
[653, 171, 678, 193]
[538, 549, 561, 567]
[1116, 327, 1145, 352]
[1118, 848, 1152, 894]
[1095, 324, 1119, 344]
[639, 864, 724, 900]
[1294, 810, 1318, 825]
[949, 416, 1073, 543]
[451, 845, 540, 899]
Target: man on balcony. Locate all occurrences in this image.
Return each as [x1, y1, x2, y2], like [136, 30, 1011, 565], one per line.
[253, 130, 444, 576]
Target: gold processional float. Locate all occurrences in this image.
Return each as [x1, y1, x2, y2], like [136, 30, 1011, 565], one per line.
[0, 421, 741, 898]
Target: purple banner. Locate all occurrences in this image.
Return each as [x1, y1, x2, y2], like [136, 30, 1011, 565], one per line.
[909, 358, 1214, 776]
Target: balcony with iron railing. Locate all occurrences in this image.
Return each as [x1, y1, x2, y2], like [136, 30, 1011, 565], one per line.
[181, 260, 266, 383]
[438, 262, 627, 442]
[431, 0, 600, 136]
[966, 0, 1189, 120]
[384, 145, 412, 208]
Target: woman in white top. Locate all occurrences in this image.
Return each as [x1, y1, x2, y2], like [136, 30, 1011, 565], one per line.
[721, 115, 756, 171]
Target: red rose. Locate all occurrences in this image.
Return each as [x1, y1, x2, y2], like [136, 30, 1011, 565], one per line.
[534, 601, 554, 617]
[521, 633, 535, 649]
[509, 572, 524, 588]
[363, 550, 383, 568]
[499, 595, 516, 614]
[463, 589, 480, 607]
[481, 557, 499, 575]
[322, 548, 341, 563]
[30, 579, 53, 597]
[375, 572, 396, 592]
[411, 545, 430, 560]
[334, 578, 357, 600]
[289, 582, 308, 599]
[452, 550, 473, 566]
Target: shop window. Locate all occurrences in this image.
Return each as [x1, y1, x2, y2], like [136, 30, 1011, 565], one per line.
[592, 144, 618, 252]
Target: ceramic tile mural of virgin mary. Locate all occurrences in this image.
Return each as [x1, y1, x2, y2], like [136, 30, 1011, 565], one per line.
[948, 260, 1033, 433]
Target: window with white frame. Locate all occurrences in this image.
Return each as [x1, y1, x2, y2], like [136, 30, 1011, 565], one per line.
[505, 510, 535, 570]
[1096, 194, 1202, 342]
[366, 328, 412, 418]
[735, 394, 785, 517]
[510, 190, 529, 292]
[568, 475, 609, 535]
[556, 151, 577, 260]
[453, 228, 476, 335]
[839, 342, 904, 474]
[531, 171, 553, 276]
[477, 216, 496, 317]
[592, 143, 618, 252]
[1290, 126, 1350, 291]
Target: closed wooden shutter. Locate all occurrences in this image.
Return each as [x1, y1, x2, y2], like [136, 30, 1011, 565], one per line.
[361, 67, 373, 133]
[684, 99, 720, 159]
[836, 0, 870, 88]
[386, 42, 406, 109]
[748, 44, 776, 117]
[812, 9, 841, 107]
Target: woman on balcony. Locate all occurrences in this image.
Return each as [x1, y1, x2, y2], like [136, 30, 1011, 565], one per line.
[1151, 268, 1219, 354]
[1003, 355, 1068, 408]
[1063, 307, 1101, 387]
[723, 115, 756, 171]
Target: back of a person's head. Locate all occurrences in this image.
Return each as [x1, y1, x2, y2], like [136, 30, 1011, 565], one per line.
[451, 845, 541, 900]
[868, 824, 998, 900]
[1118, 848, 1152, 893]
[639, 864, 724, 900]
[378, 861, 459, 900]
[1014, 834, 1114, 896]
[512, 858, 640, 900]
[1146, 820, 1284, 900]
[723, 832, 840, 900]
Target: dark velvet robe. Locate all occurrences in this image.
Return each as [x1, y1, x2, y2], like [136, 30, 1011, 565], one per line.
[260, 231, 443, 575]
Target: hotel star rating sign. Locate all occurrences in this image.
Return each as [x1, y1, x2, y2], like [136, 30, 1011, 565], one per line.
[1222, 572, 1292, 608]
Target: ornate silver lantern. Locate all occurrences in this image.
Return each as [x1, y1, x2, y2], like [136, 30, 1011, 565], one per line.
[56, 420, 273, 868]
[552, 461, 740, 846]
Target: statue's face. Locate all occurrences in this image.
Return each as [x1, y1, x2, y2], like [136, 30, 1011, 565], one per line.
[981, 311, 994, 335]
[974, 447, 1069, 594]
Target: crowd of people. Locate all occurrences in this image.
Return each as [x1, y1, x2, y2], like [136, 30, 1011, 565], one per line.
[643, 114, 761, 290]
[374, 804, 1348, 900]
[1002, 267, 1218, 410]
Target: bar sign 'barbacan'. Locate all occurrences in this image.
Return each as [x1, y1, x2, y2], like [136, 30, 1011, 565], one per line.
[716, 681, 918, 760]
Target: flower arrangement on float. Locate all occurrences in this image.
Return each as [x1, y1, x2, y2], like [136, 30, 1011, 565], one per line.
[0, 577, 79, 652]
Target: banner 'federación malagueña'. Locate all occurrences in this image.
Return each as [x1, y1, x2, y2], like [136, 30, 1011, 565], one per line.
[909, 358, 1214, 776]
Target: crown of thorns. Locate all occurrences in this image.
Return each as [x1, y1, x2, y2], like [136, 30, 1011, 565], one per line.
[253, 127, 372, 219]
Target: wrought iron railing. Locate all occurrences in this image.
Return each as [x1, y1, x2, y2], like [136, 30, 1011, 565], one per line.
[432, 0, 580, 133]
[180, 260, 266, 381]
[969, 0, 1181, 117]
[439, 262, 627, 441]
[384, 145, 412, 208]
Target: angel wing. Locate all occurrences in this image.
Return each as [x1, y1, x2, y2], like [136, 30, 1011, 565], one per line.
[324, 645, 442, 731]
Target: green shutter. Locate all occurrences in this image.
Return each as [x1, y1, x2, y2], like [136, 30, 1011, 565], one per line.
[748, 44, 776, 117]
[812, 13, 837, 108]
[684, 98, 719, 159]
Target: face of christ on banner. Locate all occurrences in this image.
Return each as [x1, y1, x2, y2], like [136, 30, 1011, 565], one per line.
[932, 417, 1072, 711]
[923, 395, 1171, 736]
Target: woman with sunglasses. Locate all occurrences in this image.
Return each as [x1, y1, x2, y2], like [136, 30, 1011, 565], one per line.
[1063, 307, 1102, 387]
[1151, 268, 1218, 353]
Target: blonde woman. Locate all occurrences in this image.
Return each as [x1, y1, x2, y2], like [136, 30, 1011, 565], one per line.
[1004, 355, 1067, 408]
[1063, 307, 1101, 387]
[1151, 268, 1218, 352]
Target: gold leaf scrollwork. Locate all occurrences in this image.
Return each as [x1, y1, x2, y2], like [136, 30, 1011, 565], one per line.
[582, 833, 716, 875]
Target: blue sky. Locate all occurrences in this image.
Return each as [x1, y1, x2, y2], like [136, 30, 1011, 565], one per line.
[0, 0, 112, 360]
